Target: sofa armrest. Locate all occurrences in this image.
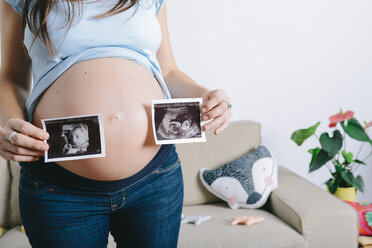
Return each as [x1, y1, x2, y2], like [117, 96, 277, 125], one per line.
[264, 166, 359, 248]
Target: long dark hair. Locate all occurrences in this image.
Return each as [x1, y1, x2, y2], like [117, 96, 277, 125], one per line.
[20, 0, 139, 59]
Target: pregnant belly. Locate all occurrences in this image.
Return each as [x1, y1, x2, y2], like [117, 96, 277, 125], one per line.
[31, 57, 166, 181]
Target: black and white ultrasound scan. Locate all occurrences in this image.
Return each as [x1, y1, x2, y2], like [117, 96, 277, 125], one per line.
[41, 114, 106, 162]
[152, 98, 206, 144]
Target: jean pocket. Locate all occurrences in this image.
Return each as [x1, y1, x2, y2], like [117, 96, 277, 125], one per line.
[19, 169, 54, 194]
[154, 158, 181, 175]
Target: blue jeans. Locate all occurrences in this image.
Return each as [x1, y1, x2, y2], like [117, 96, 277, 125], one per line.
[18, 156, 184, 248]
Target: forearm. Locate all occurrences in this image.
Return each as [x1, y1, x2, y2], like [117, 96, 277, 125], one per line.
[163, 69, 210, 98]
[0, 78, 28, 127]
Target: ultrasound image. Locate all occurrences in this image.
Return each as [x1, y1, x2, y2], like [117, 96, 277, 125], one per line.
[41, 114, 105, 162]
[61, 123, 90, 155]
[154, 102, 202, 140]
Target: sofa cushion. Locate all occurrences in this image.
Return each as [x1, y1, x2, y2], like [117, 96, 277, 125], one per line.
[179, 203, 305, 248]
[8, 161, 22, 228]
[176, 120, 262, 206]
[199, 144, 278, 209]
[0, 226, 30, 248]
[0, 159, 24, 229]
[0, 158, 10, 227]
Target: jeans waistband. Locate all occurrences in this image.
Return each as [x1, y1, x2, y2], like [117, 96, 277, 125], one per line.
[20, 144, 177, 192]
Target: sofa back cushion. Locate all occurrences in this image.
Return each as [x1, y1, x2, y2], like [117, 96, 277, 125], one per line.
[0, 159, 22, 229]
[0, 159, 10, 228]
[176, 120, 261, 206]
[8, 161, 21, 228]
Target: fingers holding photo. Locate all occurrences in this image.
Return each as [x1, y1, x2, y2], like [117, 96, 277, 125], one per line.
[5, 129, 49, 151]
[0, 119, 49, 162]
[201, 89, 231, 112]
[7, 118, 49, 141]
[200, 89, 232, 135]
[202, 108, 231, 135]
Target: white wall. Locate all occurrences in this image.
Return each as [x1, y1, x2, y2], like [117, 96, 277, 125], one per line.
[166, 0, 372, 201]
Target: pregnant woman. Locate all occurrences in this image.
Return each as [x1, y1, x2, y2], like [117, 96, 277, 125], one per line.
[0, 0, 232, 247]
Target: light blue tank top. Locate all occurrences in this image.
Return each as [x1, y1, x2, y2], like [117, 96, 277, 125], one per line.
[4, 0, 171, 123]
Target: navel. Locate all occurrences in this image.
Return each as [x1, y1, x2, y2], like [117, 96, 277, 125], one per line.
[111, 112, 125, 121]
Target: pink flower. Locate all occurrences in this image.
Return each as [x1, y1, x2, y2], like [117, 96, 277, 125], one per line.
[329, 110, 354, 128]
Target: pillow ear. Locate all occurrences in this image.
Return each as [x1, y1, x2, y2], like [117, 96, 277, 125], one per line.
[199, 144, 278, 209]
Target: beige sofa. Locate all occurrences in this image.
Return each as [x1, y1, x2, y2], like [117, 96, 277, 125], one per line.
[0, 120, 359, 248]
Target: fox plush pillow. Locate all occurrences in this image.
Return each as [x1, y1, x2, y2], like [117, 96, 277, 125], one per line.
[199, 144, 278, 209]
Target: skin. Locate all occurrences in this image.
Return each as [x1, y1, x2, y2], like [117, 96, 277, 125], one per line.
[0, 1, 232, 180]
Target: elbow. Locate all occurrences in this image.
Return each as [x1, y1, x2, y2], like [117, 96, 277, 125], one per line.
[162, 66, 179, 81]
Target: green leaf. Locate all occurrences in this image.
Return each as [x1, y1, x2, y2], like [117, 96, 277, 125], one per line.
[325, 178, 338, 194]
[354, 175, 364, 193]
[335, 164, 343, 174]
[320, 130, 343, 157]
[341, 170, 354, 187]
[341, 117, 372, 143]
[354, 159, 366, 165]
[334, 166, 344, 186]
[291, 122, 321, 146]
[341, 150, 353, 164]
[309, 149, 333, 173]
[308, 147, 320, 167]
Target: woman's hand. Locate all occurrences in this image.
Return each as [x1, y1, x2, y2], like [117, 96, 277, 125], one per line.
[0, 118, 49, 162]
[200, 89, 232, 135]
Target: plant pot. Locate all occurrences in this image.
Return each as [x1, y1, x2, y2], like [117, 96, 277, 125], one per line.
[327, 186, 357, 202]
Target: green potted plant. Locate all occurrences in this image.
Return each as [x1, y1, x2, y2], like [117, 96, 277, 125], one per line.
[290, 109, 372, 201]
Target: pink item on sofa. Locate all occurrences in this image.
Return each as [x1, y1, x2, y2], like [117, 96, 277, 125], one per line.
[230, 216, 264, 226]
